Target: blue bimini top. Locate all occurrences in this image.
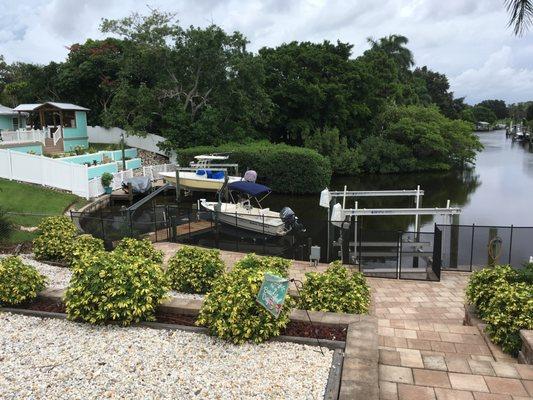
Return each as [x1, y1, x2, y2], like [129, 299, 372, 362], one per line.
[228, 181, 271, 197]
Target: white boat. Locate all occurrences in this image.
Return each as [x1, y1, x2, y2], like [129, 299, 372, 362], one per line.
[200, 181, 304, 237]
[159, 155, 241, 192]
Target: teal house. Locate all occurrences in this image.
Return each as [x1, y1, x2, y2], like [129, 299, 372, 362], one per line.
[0, 102, 89, 154]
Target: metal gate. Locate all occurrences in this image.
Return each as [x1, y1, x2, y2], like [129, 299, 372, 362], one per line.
[342, 221, 441, 281]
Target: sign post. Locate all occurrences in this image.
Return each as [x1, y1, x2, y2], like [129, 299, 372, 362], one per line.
[256, 274, 289, 319]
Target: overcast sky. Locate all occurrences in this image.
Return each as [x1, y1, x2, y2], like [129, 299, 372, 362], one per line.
[0, 0, 532, 104]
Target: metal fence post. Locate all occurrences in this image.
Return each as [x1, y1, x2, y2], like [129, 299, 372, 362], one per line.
[508, 225, 514, 265]
[396, 230, 402, 279]
[469, 223, 475, 271]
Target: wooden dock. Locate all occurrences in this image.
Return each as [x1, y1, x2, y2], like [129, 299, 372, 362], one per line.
[148, 220, 213, 242]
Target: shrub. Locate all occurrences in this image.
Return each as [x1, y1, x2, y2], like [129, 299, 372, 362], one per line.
[483, 282, 533, 355]
[65, 251, 169, 325]
[101, 172, 113, 187]
[114, 237, 163, 264]
[68, 234, 105, 267]
[298, 261, 370, 314]
[232, 253, 291, 277]
[166, 246, 225, 294]
[0, 207, 13, 243]
[0, 256, 46, 306]
[465, 265, 517, 318]
[177, 141, 331, 194]
[33, 216, 78, 262]
[514, 263, 533, 284]
[197, 267, 293, 344]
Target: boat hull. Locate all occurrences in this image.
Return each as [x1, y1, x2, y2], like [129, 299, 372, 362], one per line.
[201, 201, 288, 236]
[160, 172, 240, 192]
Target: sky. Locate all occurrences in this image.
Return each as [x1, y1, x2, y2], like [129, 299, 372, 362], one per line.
[0, 0, 532, 104]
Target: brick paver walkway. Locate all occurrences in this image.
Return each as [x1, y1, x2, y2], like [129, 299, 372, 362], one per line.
[370, 272, 533, 400]
[154, 243, 533, 399]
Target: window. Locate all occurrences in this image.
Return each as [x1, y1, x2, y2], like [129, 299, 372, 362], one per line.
[62, 111, 77, 128]
[12, 117, 19, 130]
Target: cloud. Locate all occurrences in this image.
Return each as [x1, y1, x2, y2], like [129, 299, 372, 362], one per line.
[0, 0, 532, 103]
[450, 46, 533, 104]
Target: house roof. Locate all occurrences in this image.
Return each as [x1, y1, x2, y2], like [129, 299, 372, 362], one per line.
[0, 104, 29, 117]
[0, 104, 17, 115]
[14, 102, 90, 112]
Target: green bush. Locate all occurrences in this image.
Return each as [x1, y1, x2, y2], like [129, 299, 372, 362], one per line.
[483, 282, 533, 355]
[33, 216, 78, 262]
[68, 234, 105, 267]
[465, 265, 517, 318]
[514, 263, 533, 284]
[466, 265, 533, 355]
[177, 141, 331, 194]
[65, 251, 169, 325]
[0, 256, 46, 305]
[114, 237, 163, 264]
[232, 253, 291, 277]
[166, 246, 225, 294]
[297, 261, 370, 313]
[197, 267, 293, 344]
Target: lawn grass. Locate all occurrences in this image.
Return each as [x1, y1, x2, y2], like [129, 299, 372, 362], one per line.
[0, 178, 88, 227]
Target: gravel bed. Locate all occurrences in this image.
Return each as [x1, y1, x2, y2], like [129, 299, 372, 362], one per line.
[0, 255, 71, 289]
[0, 313, 332, 399]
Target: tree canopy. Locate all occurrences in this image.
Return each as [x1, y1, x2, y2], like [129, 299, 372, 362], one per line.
[0, 9, 485, 176]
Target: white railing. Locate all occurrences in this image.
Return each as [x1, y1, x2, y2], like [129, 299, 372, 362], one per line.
[142, 163, 178, 181]
[52, 126, 63, 146]
[87, 169, 134, 198]
[0, 129, 46, 144]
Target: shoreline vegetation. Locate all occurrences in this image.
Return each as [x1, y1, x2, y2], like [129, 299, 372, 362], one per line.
[1, 10, 487, 191]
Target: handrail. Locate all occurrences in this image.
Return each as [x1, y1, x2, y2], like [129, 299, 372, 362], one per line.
[53, 126, 62, 146]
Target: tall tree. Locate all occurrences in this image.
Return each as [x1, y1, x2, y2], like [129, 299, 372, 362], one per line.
[476, 100, 508, 120]
[366, 34, 414, 70]
[505, 0, 533, 35]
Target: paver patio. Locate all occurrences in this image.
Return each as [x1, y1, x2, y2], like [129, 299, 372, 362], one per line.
[370, 272, 533, 400]
[153, 244, 533, 399]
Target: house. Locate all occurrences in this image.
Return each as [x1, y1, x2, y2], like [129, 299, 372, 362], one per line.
[475, 121, 490, 131]
[0, 102, 89, 154]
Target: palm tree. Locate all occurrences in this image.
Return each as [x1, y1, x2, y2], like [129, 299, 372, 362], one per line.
[506, 0, 533, 35]
[367, 34, 414, 70]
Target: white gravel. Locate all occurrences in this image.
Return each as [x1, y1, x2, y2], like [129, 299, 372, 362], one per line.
[0, 254, 71, 289]
[0, 313, 333, 400]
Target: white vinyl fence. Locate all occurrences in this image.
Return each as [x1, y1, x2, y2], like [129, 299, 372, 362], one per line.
[142, 163, 177, 181]
[0, 149, 135, 200]
[87, 169, 134, 198]
[87, 126, 171, 156]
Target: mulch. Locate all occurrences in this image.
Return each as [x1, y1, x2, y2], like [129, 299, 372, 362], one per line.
[8, 298, 346, 342]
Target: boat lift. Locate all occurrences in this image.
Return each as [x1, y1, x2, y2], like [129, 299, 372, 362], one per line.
[321, 186, 461, 268]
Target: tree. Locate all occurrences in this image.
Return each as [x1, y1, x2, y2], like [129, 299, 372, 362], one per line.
[525, 103, 533, 121]
[366, 34, 414, 70]
[365, 105, 482, 173]
[476, 100, 508, 120]
[471, 105, 498, 124]
[101, 10, 272, 148]
[505, 0, 533, 35]
[413, 66, 457, 118]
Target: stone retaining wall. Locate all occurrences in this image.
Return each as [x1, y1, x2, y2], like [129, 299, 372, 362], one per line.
[519, 330, 533, 364]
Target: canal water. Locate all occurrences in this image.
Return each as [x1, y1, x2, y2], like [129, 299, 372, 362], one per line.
[84, 129, 533, 267]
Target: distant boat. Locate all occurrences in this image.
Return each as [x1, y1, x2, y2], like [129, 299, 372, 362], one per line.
[200, 181, 304, 236]
[160, 154, 241, 192]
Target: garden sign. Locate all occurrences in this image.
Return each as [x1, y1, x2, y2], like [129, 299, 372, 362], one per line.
[256, 274, 289, 319]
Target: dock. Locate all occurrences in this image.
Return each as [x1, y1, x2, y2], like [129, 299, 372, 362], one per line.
[148, 220, 213, 241]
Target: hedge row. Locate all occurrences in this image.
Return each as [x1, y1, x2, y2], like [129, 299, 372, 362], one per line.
[176, 141, 331, 194]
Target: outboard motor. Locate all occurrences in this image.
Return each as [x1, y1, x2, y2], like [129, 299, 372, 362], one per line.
[279, 207, 306, 233]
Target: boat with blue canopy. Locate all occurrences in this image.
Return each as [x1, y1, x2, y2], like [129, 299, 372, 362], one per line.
[200, 181, 304, 236]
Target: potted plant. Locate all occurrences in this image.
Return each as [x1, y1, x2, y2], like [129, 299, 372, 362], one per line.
[101, 172, 114, 194]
